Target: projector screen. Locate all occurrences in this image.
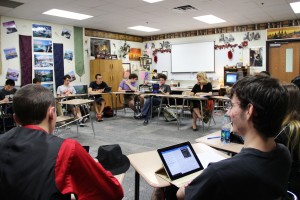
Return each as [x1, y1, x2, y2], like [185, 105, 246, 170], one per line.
[171, 41, 215, 73]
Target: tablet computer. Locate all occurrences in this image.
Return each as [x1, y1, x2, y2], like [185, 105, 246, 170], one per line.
[157, 141, 204, 181]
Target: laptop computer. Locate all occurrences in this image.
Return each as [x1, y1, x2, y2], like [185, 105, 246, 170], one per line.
[103, 86, 112, 93]
[156, 141, 204, 187]
[74, 85, 88, 94]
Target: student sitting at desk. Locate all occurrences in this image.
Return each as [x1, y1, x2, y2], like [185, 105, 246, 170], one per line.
[0, 79, 17, 103]
[177, 76, 291, 200]
[135, 73, 171, 125]
[57, 75, 86, 126]
[118, 73, 143, 115]
[89, 73, 108, 122]
[32, 77, 41, 84]
[190, 72, 212, 131]
[0, 84, 124, 199]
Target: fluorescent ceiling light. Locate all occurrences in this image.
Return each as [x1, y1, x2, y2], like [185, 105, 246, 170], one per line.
[194, 15, 226, 24]
[128, 26, 159, 32]
[143, 0, 164, 3]
[43, 9, 93, 20]
[290, 2, 300, 13]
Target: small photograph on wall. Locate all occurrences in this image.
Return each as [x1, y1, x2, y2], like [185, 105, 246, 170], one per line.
[129, 48, 141, 61]
[3, 48, 18, 60]
[67, 71, 76, 82]
[2, 21, 17, 34]
[139, 71, 149, 82]
[34, 54, 53, 68]
[41, 83, 54, 93]
[122, 63, 131, 79]
[250, 47, 263, 67]
[34, 69, 53, 82]
[33, 39, 52, 53]
[64, 50, 73, 61]
[32, 24, 52, 38]
[61, 27, 71, 39]
[6, 68, 20, 81]
[90, 38, 111, 56]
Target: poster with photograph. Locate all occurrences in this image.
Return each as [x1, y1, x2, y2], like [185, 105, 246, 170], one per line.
[33, 39, 52, 53]
[129, 48, 141, 61]
[32, 24, 52, 38]
[90, 38, 111, 56]
[64, 50, 73, 61]
[139, 71, 149, 81]
[2, 21, 17, 34]
[6, 68, 20, 81]
[122, 63, 131, 79]
[67, 71, 76, 82]
[61, 27, 71, 39]
[250, 47, 263, 67]
[3, 48, 18, 60]
[34, 54, 53, 68]
[34, 69, 53, 82]
[41, 83, 54, 93]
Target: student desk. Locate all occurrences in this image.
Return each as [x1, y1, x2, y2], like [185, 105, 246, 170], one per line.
[195, 131, 244, 154]
[59, 99, 95, 137]
[112, 91, 141, 116]
[128, 143, 229, 200]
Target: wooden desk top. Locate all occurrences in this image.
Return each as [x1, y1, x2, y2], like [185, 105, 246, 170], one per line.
[195, 131, 243, 154]
[55, 94, 87, 99]
[59, 99, 94, 105]
[88, 91, 112, 95]
[209, 96, 230, 100]
[128, 143, 229, 188]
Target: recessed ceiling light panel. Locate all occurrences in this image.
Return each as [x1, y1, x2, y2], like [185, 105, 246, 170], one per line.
[143, 0, 164, 3]
[194, 15, 226, 24]
[43, 9, 93, 20]
[290, 2, 300, 13]
[128, 26, 159, 32]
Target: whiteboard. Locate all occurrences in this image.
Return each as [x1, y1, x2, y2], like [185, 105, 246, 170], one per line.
[171, 42, 215, 73]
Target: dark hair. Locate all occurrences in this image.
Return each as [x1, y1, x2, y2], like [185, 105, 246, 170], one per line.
[158, 73, 167, 80]
[230, 76, 288, 138]
[291, 76, 300, 89]
[13, 84, 55, 126]
[33, 77, 41, 84]
[63, 74, 71, 80]
[95, 74, 102, 79]
[5, 79, 15, 86]
[129, 73, 138, 80]
[258, 71, 270, 77]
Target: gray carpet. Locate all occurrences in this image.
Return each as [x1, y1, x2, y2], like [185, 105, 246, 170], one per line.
[57, 109, 225, 200]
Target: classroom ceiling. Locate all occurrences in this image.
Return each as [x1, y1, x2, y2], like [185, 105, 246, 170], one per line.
[0, 0, 299, 36]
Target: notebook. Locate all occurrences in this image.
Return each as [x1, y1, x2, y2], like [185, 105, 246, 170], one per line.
[74, 85, 88, 94]
[156, 142, 204, 187]
[104, 86, 112, 93]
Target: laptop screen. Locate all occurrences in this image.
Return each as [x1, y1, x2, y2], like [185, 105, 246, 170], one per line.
[157, 142, 203, 180]
[74, 85, 88, 94]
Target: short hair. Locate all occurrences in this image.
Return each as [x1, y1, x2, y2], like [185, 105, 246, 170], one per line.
[291, 76, 300, 89]
[129, 73, 138, 80]
[13, 85, 55, 126]
[5, 79, 15, 86]
[230, 76, 288, 138]
[158, 73, 167, 80]
[196, 72, 209, 84]
[63, 74, 71, 80]
[258, 71, 270, 77]
[95, 74, 102, 79]
[33, 77, 41, 84]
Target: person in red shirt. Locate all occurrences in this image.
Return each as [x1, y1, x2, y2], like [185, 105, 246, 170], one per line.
[0, 84, 124, 200]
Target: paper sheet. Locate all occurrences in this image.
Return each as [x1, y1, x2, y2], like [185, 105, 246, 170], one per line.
[197, 151, 227, 168]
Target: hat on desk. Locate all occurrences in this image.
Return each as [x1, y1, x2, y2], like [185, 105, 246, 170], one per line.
[96, 144, 130, 175]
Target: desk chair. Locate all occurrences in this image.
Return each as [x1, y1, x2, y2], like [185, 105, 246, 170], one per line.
[0, 103, 15, 133]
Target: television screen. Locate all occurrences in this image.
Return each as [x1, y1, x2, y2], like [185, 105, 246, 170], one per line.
[225, 73, 238, 86]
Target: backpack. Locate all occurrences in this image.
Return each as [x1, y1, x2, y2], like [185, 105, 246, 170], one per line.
[163, 108, 177, 122]
[103, 106, 114, 117]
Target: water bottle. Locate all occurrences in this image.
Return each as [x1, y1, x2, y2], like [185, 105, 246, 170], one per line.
[221, 114, 231, 143]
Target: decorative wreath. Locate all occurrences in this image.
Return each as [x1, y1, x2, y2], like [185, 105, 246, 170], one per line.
[228, 50, 233, 60]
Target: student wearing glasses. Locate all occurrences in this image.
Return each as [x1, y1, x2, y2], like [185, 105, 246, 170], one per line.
[177, 76, 291, 200]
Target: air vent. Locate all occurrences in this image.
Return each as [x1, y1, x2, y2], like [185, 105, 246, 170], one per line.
[173, 5, 198, 14]
[0, 1, 24, 8]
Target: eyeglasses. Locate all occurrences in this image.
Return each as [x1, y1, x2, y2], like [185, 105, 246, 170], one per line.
[225, 101, 241, 110]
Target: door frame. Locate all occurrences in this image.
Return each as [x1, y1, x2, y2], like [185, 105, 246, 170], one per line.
[266, 39, 300, 72]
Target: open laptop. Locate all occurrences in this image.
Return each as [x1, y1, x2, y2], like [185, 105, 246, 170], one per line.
[74, 85, 88, 94]
[156, 141, 204, 187]
[103, 86, 112, 93]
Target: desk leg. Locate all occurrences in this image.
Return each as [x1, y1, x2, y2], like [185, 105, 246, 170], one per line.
[110, 93, 115, 119]
[157, 97, 163, 121]
[135, 171, 140, 200]
[200, 100, 204, 133]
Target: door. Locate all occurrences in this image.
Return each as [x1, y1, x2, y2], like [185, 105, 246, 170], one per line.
[268, 42, 300, 83]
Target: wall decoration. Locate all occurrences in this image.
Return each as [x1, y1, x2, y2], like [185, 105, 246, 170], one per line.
[244, 32, 261, 41]
[34, 54, 53, 67]
[122, 63, 131, 79]
[2, 21, 17, 34]
[33, 39, 52, 53]
[146, 58, 152, 65]
[61, 27, 71, 39]
[219, 34, 235, 43]
[90, 38, 110, 56]
[41, 83, 54, 93]
[32, 24, 52, 38]
[119, 41, 130, 58]
[249, 47, 263, 67]
[34, 69, 53, 82]
[129, 48, 141, 61]
[139, 71, 149, 81]
[6, 68, 19, 81]
[3, 48, 17, 60]
[267, 26, 300, 40]
[67, 70, 76, 82]
[64, 50, 73, 61]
